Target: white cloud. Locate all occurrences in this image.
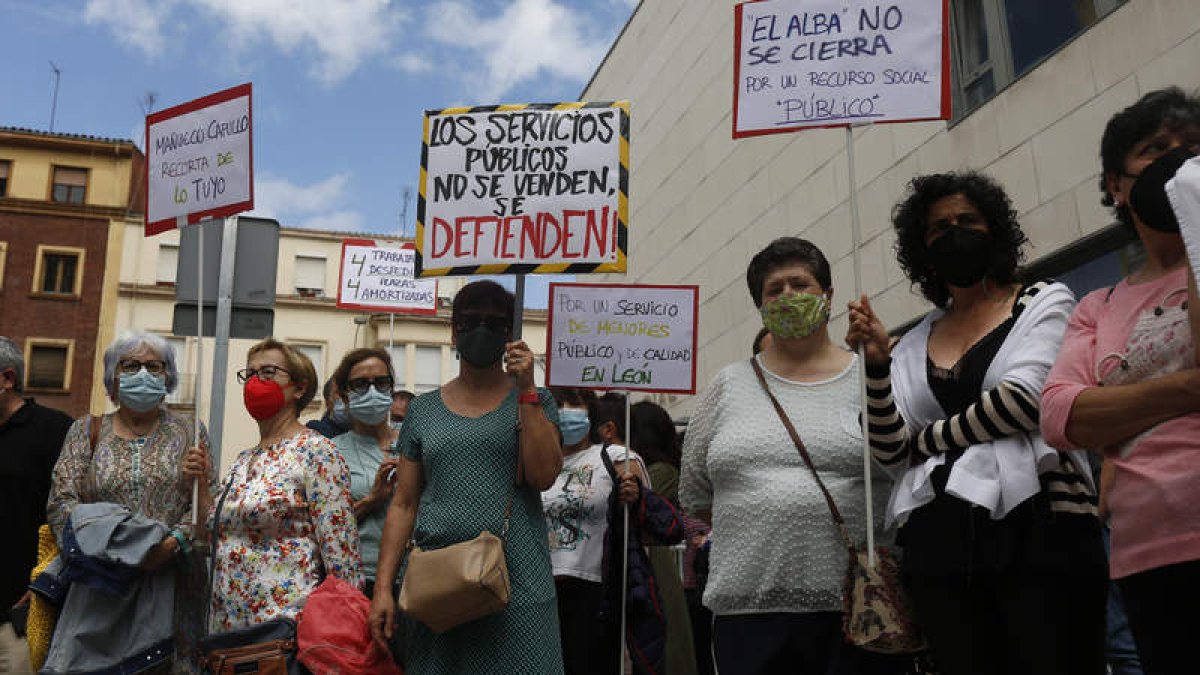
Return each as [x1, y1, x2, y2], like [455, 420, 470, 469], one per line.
[250, 173, 365, 231]
[391, 53, 433, 74]
[84, 0, 402, 83]
[427, 0, 611, 100]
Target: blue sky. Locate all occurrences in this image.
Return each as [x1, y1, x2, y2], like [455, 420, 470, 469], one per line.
[1, 0, 639, 305]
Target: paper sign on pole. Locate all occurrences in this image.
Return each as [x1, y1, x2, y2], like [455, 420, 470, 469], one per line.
[416, 102, 629, 277]
[145, 83, 253, 235]
[546, 283, 698, 394]
[733, 0, 950, 138]
[337, 240, 438, 315]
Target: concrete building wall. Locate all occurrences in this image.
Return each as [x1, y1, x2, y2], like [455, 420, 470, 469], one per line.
[582, 0, 1200, 418]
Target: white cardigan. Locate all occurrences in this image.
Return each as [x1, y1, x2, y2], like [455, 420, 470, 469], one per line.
[885, 281, 1090, 525]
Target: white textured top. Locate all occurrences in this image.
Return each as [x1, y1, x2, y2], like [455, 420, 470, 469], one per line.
[681, 354, 891, 615]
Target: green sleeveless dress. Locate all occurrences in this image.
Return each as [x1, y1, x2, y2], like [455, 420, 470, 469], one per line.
[398, 387, 565, 675]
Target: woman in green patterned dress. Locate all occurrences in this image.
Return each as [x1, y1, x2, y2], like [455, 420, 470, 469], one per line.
[369, 280, 566, 674]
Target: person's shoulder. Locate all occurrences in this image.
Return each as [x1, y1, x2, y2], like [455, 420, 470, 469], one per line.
[28, 400, 72, 426]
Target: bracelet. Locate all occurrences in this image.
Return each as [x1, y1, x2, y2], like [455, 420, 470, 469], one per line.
[169, 529, 191, 559]
[518, 390, 540, 405]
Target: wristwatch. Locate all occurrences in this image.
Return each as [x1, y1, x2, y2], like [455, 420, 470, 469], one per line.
[518, 390, 540, 405]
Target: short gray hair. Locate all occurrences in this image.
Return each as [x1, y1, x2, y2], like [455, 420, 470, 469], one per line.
[0, 337, 24, 393]
[103, 330, 179, 399]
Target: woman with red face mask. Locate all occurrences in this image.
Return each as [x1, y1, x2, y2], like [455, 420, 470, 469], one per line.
[188, 338, 363, 632]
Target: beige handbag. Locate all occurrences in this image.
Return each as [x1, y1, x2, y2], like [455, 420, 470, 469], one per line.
[398, 442, 522, 634]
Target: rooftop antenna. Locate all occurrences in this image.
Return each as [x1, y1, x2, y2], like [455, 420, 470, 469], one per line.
[138, 91, 158, 116]
[48, 62, 61, 132]
[399, 186, 413, 239]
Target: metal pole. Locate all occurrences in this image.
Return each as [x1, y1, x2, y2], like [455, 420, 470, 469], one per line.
[189, 215, 202, 527]
[511, 276, 525, 341]
[208, 216, 238, 471]
[846, 125, 876, 568]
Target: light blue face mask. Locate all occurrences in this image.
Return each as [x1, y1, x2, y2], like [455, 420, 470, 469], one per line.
[348, 387, 392, 426]
[330, 398, 351, 426]
[118, 369, 167, 413]
[558, 408, 591, 447]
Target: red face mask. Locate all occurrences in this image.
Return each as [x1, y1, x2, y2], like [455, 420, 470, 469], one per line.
[243, 376, 287, 421]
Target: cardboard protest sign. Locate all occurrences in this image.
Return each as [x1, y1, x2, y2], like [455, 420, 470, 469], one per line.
[145, 83, 253, 234]
[416, 102, 629, 277]
[733, 0, 949, 138]
[546, 283, 698, 394]
[337, 240, 438, 315]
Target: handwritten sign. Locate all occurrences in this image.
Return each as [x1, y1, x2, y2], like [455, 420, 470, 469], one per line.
[145, 83, 253, 235]
[733, 0, 949, 138]
[336, 240, 438, 315]
[416, 102, 629, 277]
[546, 283, 698, 394]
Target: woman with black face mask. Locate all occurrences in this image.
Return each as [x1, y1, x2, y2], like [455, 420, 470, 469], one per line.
[846, 171, 1106, 675]
[368, 280, 566, 675]
[1041, 87, 1200, 675]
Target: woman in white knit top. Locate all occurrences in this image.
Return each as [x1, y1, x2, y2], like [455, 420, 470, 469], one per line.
[680, 237, 898, 675]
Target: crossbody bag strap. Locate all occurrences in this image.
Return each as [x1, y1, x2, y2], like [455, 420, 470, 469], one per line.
[503, 393, 529, 542]
[204, 461, 240, 634]
[749, 357, 854, 550]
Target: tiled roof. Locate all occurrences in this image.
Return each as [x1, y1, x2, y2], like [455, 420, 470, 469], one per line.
[0, 126, 136, 146]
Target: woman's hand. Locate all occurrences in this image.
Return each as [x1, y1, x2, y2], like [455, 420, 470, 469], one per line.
[368, 458, 400, 507]
[845, 294, 891, 367]
[140, 535, 179, 572]
[182, 446, 210, 483]
[618, 471, 641, 505]
[369, 589, 397, 650]
[504, 340, 536, 392]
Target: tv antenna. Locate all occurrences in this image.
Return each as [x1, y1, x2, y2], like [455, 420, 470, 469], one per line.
[399, 186, 413, 239]
[48, 62, 61, 132]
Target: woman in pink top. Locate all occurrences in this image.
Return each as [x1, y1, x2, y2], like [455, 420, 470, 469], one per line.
[1042, 87, 1200, 675]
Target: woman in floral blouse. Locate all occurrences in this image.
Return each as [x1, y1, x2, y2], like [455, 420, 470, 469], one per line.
[192, 338, 362, 631]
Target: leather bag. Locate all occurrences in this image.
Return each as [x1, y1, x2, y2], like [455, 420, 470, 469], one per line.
[750, 357, 924, 654]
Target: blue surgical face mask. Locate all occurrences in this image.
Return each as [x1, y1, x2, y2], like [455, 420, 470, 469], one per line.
[348, 387, 392, 426]
[118, 369, 167, 413]
[559, 408, 591, 447]
[330, 398, 351, 426]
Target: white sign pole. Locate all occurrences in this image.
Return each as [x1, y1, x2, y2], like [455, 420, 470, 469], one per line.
[845, 126, 876, 568]
[189, 214, 202, 527]
[619, 390, 631, 675]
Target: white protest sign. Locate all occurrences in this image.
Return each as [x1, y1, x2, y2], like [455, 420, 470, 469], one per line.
[417, 102, 629, 277]
[546, 283, 698, 394]
[733, 0, 949, 137]
[337, 240, 438, 315]
[145, 83, 253, 234]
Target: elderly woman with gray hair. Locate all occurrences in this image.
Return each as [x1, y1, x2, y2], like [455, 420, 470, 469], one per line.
[45, 330, 217, 674]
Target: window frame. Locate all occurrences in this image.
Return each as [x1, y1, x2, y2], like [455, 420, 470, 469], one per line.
[0, 242, 7, 290]
[293, 255, 327, 298]
[413, 344, 443, 394]
[23, 338, 74, 393]
[49, 165, 89, 205]
[289, 341, 327, 399]
[31, 245, 86, 298]
[0, 159, 10, 198]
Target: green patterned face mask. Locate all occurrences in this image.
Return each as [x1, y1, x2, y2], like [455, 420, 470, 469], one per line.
[760, 292, 830, 339]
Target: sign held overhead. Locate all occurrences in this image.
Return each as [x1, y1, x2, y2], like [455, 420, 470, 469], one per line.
[145, 83, 254, 235]
[733, 0, 949, 138]
[337, 240, 438, 314]
[417, 102, 629, 277]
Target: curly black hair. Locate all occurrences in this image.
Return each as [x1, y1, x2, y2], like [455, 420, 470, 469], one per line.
[892, 172, 1027, 308]
[1099, 87, 1200, 229]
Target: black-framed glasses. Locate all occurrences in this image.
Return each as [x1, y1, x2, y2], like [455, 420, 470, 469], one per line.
[118, 359, 167, 375]
[236, 365, 292, 384]
[346, 376, 395, 396]
[454, 313, 509, 334]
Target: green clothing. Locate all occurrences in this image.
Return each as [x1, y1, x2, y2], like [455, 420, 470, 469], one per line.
[648, 461, 699, 675]
[332, 430, 398, 582]
[398, 387, 564, 675]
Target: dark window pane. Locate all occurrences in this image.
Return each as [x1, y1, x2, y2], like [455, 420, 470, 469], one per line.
[965, 71, 996, 110]
[41, 253, 78, 294]
[0, 177, 7, 197]
[1006, 0, 1085, 75]
[28, 345, 68, 389]
[956, 0, 990, 71]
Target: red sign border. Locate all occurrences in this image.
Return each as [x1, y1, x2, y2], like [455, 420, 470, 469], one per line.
[335, 239, 439, 315]
[545, 282, 700, 395]
[145, 82, 255, 236]
[731, 0, 952, 139]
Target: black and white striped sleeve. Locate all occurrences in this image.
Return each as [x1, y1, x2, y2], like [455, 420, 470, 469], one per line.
[864, 361, 911, 466]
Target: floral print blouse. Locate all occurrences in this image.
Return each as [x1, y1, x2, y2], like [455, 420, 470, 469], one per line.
[208, 429, 362, 631]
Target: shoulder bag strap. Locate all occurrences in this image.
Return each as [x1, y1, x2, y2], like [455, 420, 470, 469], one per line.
[749, 357, 854, 550]
[503, 391, 528, 543]
[204, 460, 240, 634]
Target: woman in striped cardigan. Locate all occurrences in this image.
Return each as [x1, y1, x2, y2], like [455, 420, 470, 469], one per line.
[846, 171, 1105, 675]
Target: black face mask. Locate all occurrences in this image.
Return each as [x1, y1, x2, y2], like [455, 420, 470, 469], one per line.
[928, 227, 993, 288]
[1129, 147, 1197, 233]
[457, 325, 507, 368]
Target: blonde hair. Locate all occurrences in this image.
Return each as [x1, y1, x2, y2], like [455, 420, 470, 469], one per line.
[246, 338, 318, 414]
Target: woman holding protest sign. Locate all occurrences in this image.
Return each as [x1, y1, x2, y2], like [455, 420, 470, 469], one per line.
[1041, 87, 1200, 675]
[681, 237, 896, 675]
[368, 280, 565, 675]
[846, 171, 1105, 675]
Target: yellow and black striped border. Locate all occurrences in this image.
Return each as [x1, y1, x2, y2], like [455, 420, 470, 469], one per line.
[415, 101, 630, 278]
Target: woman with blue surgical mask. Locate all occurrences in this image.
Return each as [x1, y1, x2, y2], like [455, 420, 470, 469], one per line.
[331, 348, 401, 599]
[542, 387, 648, 675]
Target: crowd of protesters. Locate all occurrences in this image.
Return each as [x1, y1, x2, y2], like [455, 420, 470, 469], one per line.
[2, 86, 1199, 675]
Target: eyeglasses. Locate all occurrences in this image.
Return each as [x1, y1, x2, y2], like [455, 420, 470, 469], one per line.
[236, 365, 292, 384]
[118, 359, 167, 375]
[345, 376, 394, 396]
[454, 313, 509, 334]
